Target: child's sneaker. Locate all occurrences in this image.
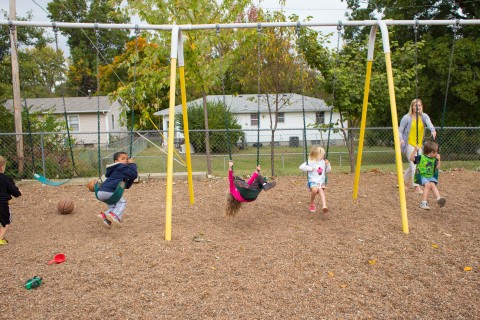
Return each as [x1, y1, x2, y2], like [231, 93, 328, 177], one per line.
[0, 238, 8, 245]
[97, 212, 112, 228]
[322, 207, 329, 213]
[420, 201, 430, 210]
[436, 197, 446, 208]
[309, 204, 316, 213]
[262, 181, 276, 191]
[106, 212, 123, 226]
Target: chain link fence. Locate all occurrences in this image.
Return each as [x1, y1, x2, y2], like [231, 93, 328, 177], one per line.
[1, 127, 479, 179]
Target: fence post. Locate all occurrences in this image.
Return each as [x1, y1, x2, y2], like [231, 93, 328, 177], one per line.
[282, 153, 285, 168]
[40, 133, 46, 177]
[339, 153, 342, 168]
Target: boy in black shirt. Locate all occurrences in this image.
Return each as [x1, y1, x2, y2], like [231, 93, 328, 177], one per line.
[0, 156, 22, 244]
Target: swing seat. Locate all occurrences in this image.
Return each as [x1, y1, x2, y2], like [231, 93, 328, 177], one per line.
[33, 173, 70, 187]
[234, 176, 262, 201]
[414, 169, 439, 186]
[94, 180, 126, 205]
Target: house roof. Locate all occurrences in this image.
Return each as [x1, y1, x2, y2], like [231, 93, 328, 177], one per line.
[153, 93, 331, 116]
[5, 96, 119, 114]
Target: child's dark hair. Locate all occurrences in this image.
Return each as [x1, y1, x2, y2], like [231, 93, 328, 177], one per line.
[113, 151, 128, 161]
[423, 140, 438, 155]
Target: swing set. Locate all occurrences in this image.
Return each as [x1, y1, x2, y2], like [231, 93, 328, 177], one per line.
[3, 18, 475, 240]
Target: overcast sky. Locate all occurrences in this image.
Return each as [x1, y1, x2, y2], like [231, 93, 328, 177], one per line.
[2, 0, 351, 55]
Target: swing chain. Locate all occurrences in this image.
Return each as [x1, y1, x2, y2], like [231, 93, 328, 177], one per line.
[95, 25, 102, 180]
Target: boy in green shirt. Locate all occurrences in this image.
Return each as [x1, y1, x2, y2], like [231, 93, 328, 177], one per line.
[410, 141, 446, 210]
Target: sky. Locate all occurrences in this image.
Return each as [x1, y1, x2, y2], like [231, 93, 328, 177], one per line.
[2, 0, 351, 55]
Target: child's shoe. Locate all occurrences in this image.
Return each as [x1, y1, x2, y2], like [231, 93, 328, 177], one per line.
[322, 207, 329, 213]
[309, 204, 316, 213]
[262, 181, 276, 191]
[0, 238, 8, 245]
[420, 201, 430, 210]
[97, 212, 112, 228]
[106, 212, 123, 226]
[436, 197, 446, 208]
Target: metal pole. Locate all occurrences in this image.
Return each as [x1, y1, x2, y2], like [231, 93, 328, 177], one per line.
[9, 0, 24, 175]
[40, 133, 46, 177]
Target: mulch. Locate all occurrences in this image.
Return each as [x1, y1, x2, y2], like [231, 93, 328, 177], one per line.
[1, 169, 479, 319]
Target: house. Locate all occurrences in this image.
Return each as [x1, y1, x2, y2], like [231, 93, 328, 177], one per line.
[153, 93, 347, 147]
[6, 96, 128, 145]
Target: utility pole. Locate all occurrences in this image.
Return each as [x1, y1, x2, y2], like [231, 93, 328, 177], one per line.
[9, 0, 24, 175]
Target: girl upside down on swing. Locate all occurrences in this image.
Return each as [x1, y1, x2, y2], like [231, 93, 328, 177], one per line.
[225, 160, 276, 217]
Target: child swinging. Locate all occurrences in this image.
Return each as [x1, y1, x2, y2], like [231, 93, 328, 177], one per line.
[225, 160, 276, 217]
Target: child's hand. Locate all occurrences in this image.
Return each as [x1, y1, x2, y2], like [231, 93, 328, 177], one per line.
[436, 154, 441, 160]
[128, 158, 135, 163]
[325, 160, 330, 166]
[229, 160, 233, 169]
[256, 165, 261, 172]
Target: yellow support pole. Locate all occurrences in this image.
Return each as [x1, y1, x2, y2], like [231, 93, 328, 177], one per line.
[178, 32, 194, 205]
[377, 21, 409, 234]
[165, 26, 180, 241]
[353, 61, 373, 199]
[353, 26, 377, 199]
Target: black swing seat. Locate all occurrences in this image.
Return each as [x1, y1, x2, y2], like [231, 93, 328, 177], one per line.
[234, 176, 262, 201]
[94, 180, 126, 205]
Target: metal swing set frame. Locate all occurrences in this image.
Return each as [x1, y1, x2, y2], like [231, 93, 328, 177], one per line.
[3, 17, 479, 239]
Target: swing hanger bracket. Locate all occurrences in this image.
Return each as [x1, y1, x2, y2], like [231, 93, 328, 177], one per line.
[337, 20, 343, 31]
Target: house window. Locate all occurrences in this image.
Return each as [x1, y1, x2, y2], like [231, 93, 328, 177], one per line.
[277, 112, 285, 123]
[111, 114, 115, 130]
[250, 113, 259, 126]
[316, 111, 325, 125]
[68, 115, 79, 131]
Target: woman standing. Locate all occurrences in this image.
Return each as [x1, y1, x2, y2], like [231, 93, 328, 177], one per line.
[399, 99, 437, 193]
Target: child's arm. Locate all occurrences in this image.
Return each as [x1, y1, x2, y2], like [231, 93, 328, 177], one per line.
[436, 153, 441, 169]
[325, 160, 332, 173]
[299, 162, 314, 172]
[7, 177, 21, 198]
[409, 147, 419, 162]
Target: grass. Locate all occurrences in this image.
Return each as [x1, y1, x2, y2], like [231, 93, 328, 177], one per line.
[132, 144, 480, 177]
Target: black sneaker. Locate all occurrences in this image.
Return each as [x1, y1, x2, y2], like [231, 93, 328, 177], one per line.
[262, 181, 276, 191]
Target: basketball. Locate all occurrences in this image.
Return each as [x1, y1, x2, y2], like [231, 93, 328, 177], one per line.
[57, 199, 74, 215]
[86, 180, 96, 192]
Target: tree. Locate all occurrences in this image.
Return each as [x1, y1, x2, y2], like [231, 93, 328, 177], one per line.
[118, 0, 252, 175]
[175, 101, 243, 154]
[343, 0, 480, 126]
[47, 0, 130, 96]
[100, 36, 170, 129]
[228, 10, 321, 176]
[0, 11, 52, 100]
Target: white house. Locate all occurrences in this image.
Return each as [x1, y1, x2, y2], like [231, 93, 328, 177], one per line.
[6, 96, 128, 145]
[153, 93, 347, 147]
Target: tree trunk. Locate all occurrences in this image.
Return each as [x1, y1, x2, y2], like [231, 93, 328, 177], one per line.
[202, 93, 212, 176]
[270, 130, 276, 177]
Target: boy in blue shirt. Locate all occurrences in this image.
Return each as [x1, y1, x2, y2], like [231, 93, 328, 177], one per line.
[97, 152, 138, 227]
[410, 141, 446, 210]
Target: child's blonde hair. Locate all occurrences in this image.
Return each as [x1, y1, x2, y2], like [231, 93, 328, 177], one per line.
[409, 99, 423, 115]
[0, 155, 6, 167]
[225, 192, 242, 217]
[309, 146, 325, 161]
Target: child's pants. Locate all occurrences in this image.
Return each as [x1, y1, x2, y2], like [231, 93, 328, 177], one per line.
[96, 191, 127, 219]
[404, 144, 423, 188]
